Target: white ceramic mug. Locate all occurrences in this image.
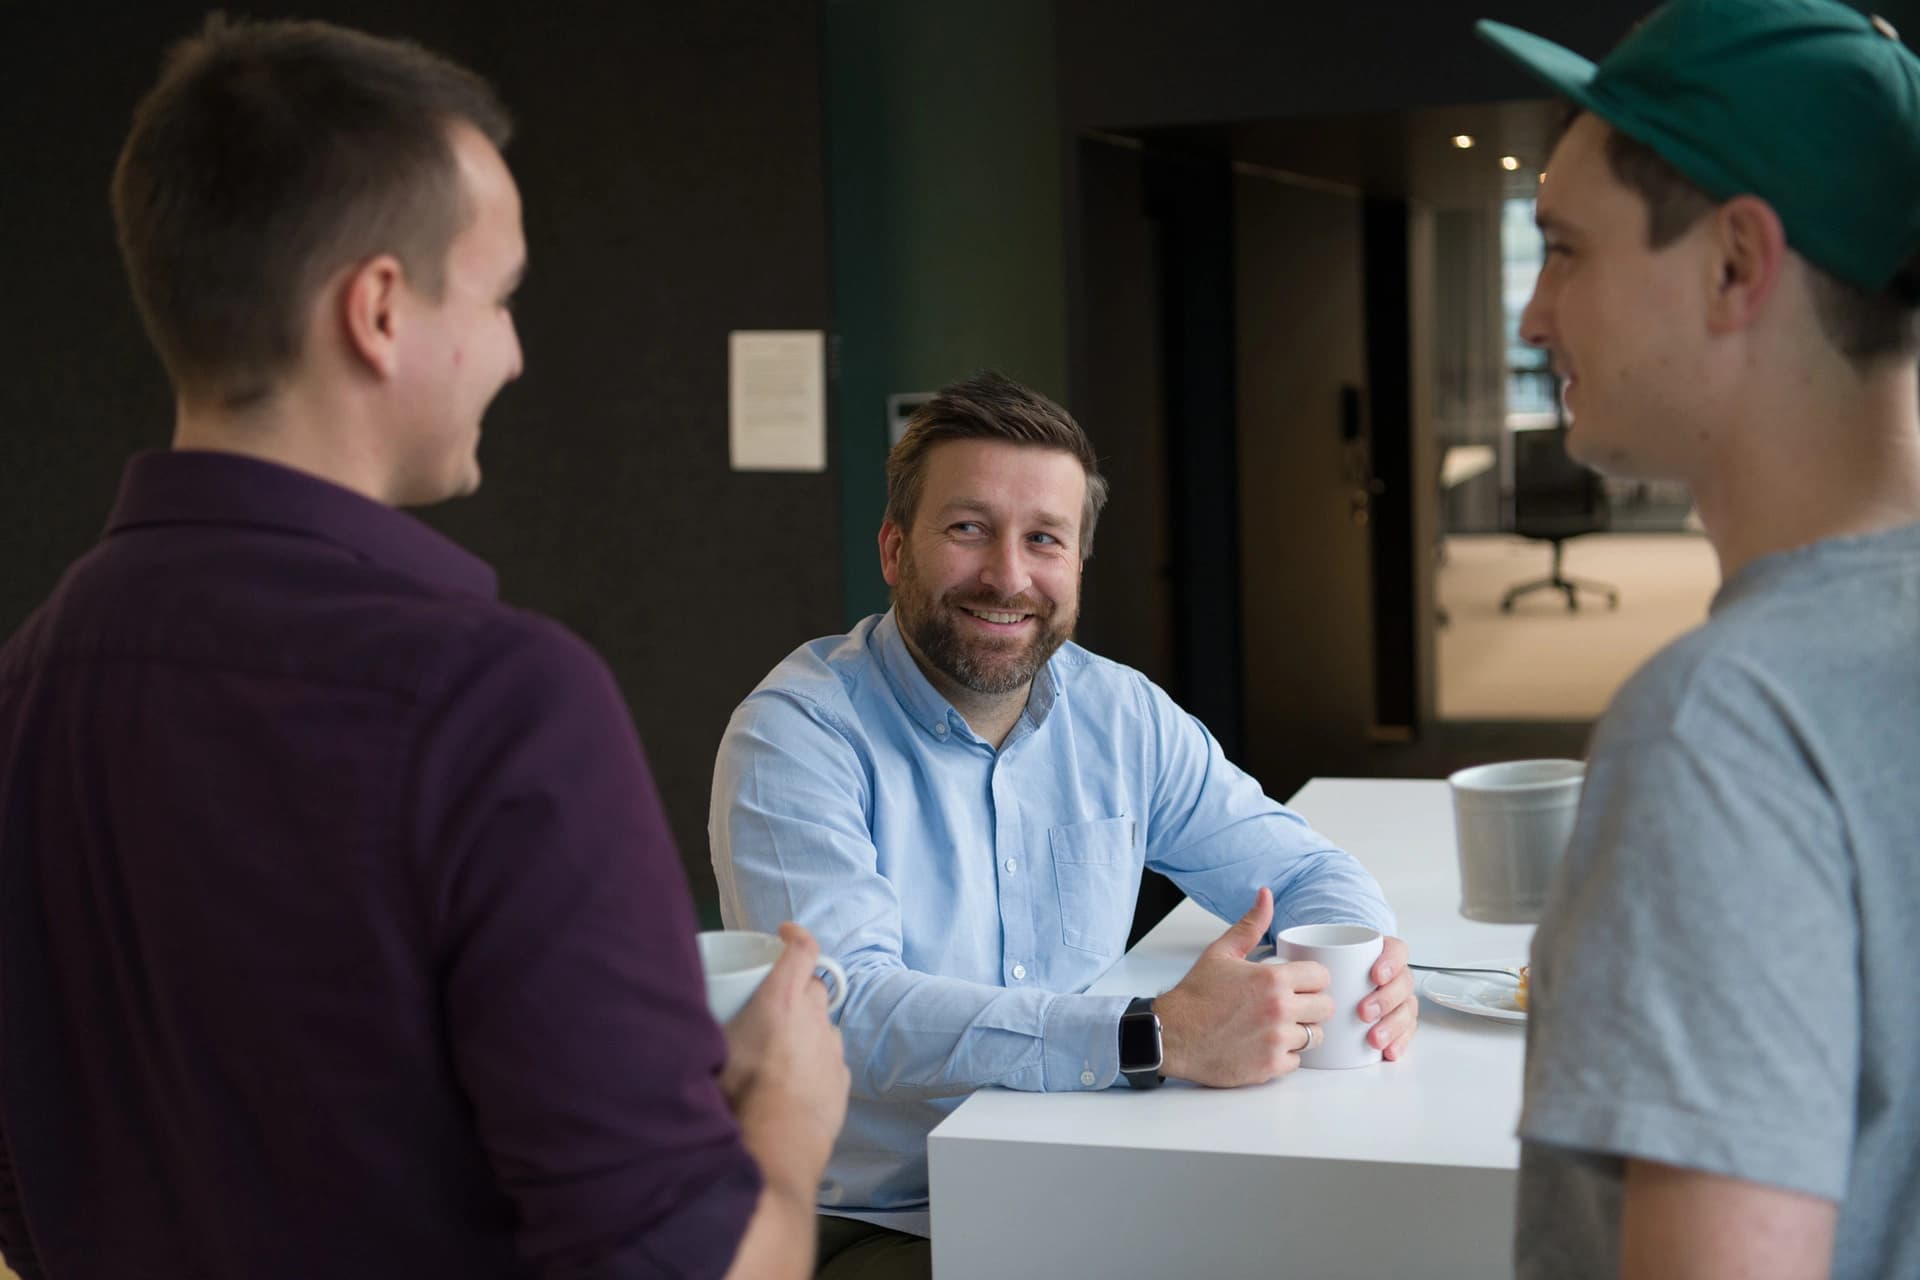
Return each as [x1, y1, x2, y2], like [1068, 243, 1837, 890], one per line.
[1278, 922, 1384, 1070]
[1448, 758, 1584, 923]
[697, 930, 847, 1024]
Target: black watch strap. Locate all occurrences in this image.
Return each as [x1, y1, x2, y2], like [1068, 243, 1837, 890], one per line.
[1118, 996, 1164, 1089]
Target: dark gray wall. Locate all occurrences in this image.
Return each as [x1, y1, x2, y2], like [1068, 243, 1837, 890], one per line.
[1055, 0, 1920, 130]
[1, 2, 837, 912]
[1070, 138, 1175, 690]
[825, 0, 1068, 623]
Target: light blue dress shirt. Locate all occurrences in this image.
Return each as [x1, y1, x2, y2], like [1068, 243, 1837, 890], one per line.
[709, 610, 1395, 1232]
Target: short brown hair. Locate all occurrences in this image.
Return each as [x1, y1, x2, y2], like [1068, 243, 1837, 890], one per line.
[111, 17, 513, 406]
[886, 372, 1111, 559]
[1600, 123, 1920, 366]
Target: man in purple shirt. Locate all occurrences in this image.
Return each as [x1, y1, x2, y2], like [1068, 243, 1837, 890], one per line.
[0, 18, 845, 1279]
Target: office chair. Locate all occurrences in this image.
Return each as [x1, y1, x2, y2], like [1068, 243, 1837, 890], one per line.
[1501, 425, 1620, 613]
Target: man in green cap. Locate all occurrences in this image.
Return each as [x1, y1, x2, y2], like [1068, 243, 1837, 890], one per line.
[1476, 1, 1920, 1277]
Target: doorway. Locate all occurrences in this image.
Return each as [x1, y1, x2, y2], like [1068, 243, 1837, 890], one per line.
[1070, 104, 1626, 943]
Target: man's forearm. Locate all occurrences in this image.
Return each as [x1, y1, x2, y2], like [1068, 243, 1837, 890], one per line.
[722, 1083, 837, 1280]
[836, 963, 1130, 1095]
[1620, 1159, 1836, 1280]
[721, 1181, 818, 1280]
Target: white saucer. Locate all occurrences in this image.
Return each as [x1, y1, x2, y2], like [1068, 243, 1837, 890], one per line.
[1419, 968, 1527, 1023]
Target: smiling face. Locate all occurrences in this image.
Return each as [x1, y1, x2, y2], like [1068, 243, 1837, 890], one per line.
[880, 439, 1087, 704]
[1520, 113, 1716, 480]
[387, 121, 526, 505]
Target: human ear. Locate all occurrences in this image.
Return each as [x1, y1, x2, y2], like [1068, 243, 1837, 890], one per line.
[1706, 196, 1786, 335]
[340, 254, 407, 378]
[878, 520, 905, 587]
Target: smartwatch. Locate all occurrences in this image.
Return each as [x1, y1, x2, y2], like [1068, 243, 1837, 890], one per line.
[1118, 996, 1164, 1089]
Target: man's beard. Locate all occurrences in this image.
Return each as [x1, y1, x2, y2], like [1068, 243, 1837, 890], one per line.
[894, 550, 1076, 696]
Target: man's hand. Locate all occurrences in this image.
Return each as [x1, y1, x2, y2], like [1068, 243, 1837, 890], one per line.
[721, 923, 850, 1184]
[1153, 888, 1334, 1086]
[1362, 935, 1418, 1061]
[718, 924, 851, 1280]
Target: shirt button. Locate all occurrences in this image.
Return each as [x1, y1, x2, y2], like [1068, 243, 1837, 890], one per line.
[1080, 1070, 1097, 1086]
[1003, 858, 1016, 873]
[1012, 963, 1027, 980]
[933, 722, 948, 736]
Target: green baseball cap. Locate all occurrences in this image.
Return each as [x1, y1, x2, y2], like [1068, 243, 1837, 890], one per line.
[1477, 0, 1920, 293]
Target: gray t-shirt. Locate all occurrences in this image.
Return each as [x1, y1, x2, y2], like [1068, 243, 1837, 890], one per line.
[1516, 521, 1920, 1280]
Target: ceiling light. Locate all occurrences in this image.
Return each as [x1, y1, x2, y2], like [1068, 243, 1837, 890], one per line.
[1452, 134, 1476, 149]
[1500, 155, 1521, 171]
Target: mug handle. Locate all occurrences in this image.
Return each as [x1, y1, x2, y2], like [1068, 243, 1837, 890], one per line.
[814, 954, 847, 1016]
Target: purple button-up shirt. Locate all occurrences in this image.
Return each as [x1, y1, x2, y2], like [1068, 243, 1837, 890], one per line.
[0, 451, 758, 1278]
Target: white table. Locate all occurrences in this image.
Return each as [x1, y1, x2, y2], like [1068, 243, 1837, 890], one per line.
[928, 777, 1535, 1279]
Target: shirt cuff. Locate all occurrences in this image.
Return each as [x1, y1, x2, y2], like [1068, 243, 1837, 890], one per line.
[1041, 992, 1136, 1090]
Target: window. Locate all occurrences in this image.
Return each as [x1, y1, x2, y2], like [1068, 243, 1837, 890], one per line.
[1500, 196, 1556, 423]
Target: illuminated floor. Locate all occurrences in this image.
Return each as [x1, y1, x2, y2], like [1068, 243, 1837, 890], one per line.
[1436, 532, 1720, 721]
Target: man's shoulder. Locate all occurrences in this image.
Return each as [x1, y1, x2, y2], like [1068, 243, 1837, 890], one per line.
[1049, 639, 1162, 713]
[1600, 576, 1881, 751]
[246, 552, 603, 708]
[348, 587, 629, 738]
[437, 600, 610, 687]
[2, 531, 605, 711]
[737, 617, 883, 724]
[1602, 622, 1721, 720]
[260, 542, 624, 711]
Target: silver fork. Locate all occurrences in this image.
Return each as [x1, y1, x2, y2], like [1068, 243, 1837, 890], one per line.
[1408, 963, 1522, 981]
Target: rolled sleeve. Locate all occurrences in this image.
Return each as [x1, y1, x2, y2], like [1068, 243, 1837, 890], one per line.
[420, 619, 759, 1276]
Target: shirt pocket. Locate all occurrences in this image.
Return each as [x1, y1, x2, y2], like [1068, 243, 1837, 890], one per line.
[1048, 816, 1138, 957]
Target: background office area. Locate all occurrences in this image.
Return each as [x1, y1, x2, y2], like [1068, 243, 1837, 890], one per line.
[12, 0, 1907, 975]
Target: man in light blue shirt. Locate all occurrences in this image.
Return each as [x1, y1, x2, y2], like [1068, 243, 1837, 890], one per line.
[711, 372, 1419, 1274]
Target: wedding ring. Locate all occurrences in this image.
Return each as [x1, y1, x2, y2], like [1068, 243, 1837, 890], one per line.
[1298, 1022, 1319, 1053]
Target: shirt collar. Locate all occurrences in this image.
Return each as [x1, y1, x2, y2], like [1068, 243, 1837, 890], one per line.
[871, 607, 1063, 743]
[105, 449, 498, 600]
[1711, 518, 1920, 616]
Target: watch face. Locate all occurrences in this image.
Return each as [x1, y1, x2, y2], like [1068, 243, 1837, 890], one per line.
[1119, 1011, 1162, 1072]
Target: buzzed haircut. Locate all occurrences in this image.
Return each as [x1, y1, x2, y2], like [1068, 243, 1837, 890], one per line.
[111, 16, 513, 407]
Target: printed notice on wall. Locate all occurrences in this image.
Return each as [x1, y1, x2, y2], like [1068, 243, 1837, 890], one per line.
[728, 330, 826, 472]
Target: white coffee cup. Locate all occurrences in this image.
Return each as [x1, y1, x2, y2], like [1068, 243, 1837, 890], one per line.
[1277, 922, 1384, 1070]
[1448, 758, 1584, 923]
[697, 930, 847, 1024]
